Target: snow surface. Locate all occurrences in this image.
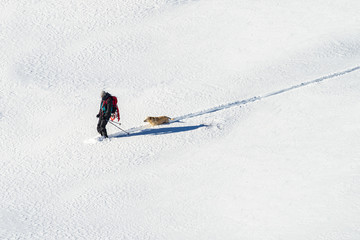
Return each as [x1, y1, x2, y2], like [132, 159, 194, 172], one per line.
[1, 0, 360, 239]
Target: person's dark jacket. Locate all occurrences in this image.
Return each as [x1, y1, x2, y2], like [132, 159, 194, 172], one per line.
[98, 92, 113, 120]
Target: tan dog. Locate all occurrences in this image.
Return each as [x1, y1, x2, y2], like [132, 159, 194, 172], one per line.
[144, 116, 173, 126]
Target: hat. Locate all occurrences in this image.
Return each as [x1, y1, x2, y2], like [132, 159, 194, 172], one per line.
[100, 90, 106, 98]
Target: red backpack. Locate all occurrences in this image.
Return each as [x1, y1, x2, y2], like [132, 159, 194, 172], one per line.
[109, 96, 120, 121]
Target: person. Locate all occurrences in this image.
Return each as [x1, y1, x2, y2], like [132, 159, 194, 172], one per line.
[96, 90, 113, 138]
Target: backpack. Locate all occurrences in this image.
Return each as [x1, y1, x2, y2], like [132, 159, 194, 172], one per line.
[109, 96, 120, 121]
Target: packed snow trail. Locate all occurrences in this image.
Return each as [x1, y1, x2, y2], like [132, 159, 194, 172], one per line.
[173, 65, 360, 122]
[94, 64, 360, 141]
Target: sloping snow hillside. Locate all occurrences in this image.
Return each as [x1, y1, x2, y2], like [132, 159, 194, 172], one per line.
[1, 0, 360, 239]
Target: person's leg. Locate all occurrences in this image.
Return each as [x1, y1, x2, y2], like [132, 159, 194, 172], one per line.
[100, 119, 108, 138]
[97, 118, 102, 135]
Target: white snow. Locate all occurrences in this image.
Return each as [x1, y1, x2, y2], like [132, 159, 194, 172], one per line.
[1, 0, 360, 239]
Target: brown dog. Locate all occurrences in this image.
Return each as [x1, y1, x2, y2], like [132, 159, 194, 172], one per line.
[144, 116, 173, 126]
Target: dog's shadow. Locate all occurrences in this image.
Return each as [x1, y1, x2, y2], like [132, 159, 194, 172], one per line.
[113, 124, 208, 138]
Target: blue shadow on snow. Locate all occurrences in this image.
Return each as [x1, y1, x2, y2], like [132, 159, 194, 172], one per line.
[113, 124, 208, 138]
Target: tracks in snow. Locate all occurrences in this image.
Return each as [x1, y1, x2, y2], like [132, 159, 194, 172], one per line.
[173, 65, 360, 121]
[99, 65, 360, 139]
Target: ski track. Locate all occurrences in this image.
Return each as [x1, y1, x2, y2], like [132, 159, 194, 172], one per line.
[174, 65, 360, 122]
[110, 65, 360, 138]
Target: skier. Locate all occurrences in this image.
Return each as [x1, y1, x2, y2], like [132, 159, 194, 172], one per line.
[96, 90, 113, 138]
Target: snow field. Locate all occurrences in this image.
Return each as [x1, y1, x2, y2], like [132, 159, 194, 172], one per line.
[1, 0, 360, 239]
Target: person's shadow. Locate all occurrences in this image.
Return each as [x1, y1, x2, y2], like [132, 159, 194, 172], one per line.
[112, 124, 208, 138]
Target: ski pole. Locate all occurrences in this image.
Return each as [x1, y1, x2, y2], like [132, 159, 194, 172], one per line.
[109, 120, 122, 125]
[109, 121, 130, 135]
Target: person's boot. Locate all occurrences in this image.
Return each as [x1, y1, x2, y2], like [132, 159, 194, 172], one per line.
[102, 130, 108, 138]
